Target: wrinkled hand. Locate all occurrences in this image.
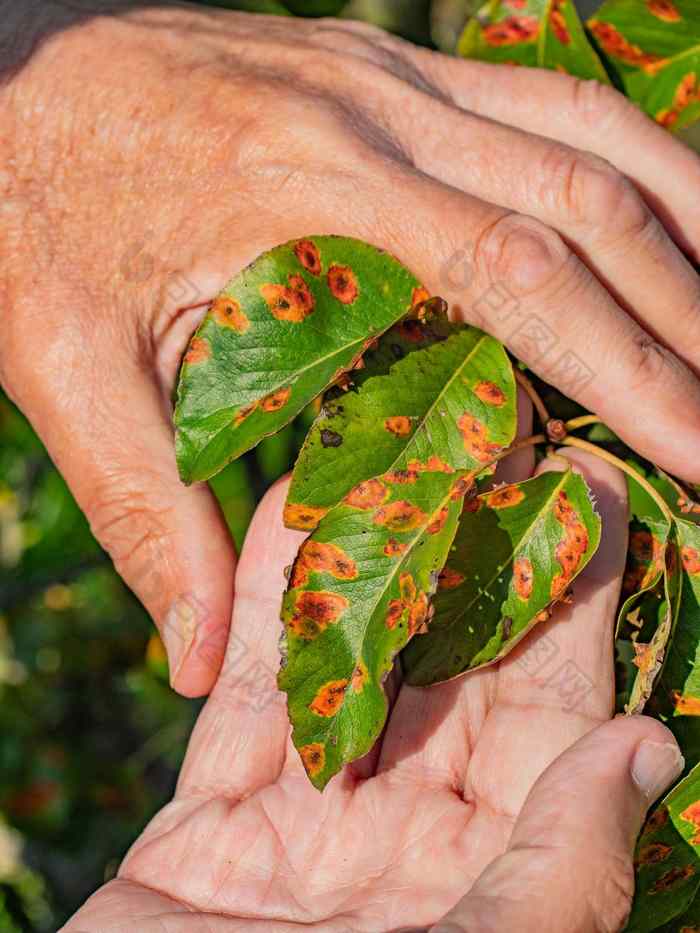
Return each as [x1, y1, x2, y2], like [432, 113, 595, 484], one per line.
[2, 2, 700, 695]
[62, 446, 684, 933]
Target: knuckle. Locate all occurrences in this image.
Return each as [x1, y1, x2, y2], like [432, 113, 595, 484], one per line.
[474, 213, 571, 299]
[588, 850, 635, 933]
[570, 77, 634, 132]
[543, 146, 647, 236]
[625, 333, 672, 392]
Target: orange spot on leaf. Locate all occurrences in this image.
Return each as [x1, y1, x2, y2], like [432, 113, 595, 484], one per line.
[373, 500, 427, 533]
[289, 590, 349, 639]
[185, 337, 210, 364]
[486, 485, 525, 510]
[283, 502, 328, 531]
[261, 274, 315, 322]
[386, 599, 406, 630]
[650, 865, 695, 894]
[261, 386, 291, 412]
[309, 679, 349, 717]
[647, 0, 681, 21]
[384, 416, 413, 437]
[290, 541, 358, 588]
[384, 538, 408, 557]
[588, 19, 668, 72]
[211, 295, 250, 332]
[458, 414, 502, 463]
[483, 15, 539, 45]
[299, 742, 325, 778]
[513, 557, 533, 601]
[294, 239, 322, 276]
[351, 660, 368, 693]
[344, 479, 389, 510]
[474, 380, 507, 406]
[327, 264, 359, 305]
[234, 401, 258, 426]
[427, 506, 449, 535]
[636, 843, 672, 867]
[682, 546, 700, 575]
[673, 692, 700, 715]
[438, 567, 465, 590]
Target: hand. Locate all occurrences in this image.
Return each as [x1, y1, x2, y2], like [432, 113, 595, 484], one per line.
[61, 446, 684, 933]
[2, 3, 700, 696]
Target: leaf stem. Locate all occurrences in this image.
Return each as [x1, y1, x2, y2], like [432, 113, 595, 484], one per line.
[565, 414, 601, 432]
[561, 435, 673, 524]
[514, 369, 550, 426]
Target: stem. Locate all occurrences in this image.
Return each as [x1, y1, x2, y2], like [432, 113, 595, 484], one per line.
[561, 435, 673, 523]
[565, 414, 601, 432]
[514, 369, 550, 426]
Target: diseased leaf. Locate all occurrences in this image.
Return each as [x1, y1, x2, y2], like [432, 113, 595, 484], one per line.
[457, 0, 610, 81]
[278, 469, 469, 790]
[401, 469, 601, 686]
[625, 762, 700, 932]
[174, 237, 428, 484]
[588, 0, 700, 131]
[284, 321, 516, 531]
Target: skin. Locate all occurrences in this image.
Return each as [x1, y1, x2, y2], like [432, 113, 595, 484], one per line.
[61, 446, 683, 933]
[1, 3, 700, 694]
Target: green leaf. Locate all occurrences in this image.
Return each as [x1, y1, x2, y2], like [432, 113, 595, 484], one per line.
[284, 321, 516, 530]
[588, 0, 700, 131]
[457, 0, 610, 81]
[278, 468, 469, 790]
[401, 469, 601, 686]
[174, 237, 427, 484]
[625, 762, 700, 932]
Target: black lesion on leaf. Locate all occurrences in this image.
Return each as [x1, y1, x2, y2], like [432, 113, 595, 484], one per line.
[321, 429, 343, 448]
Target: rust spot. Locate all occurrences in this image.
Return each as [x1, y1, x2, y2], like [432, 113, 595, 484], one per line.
[294, 239, 322, 276]
[374, 500, 427, 533]
[463, 494, 483, 513]
[513, 557, 533, 600]
[299, 742, 325, 778]
[351, 660, 368, 693]
[283, 502, 328, 531]
[650, 865, 695, 894]
[636, 843, 672, 867]
[549, 492, 588, 597]
[327, 264, 359, 305]
[384, 416, 413, 437]
[320, 428, 343, 448]
[261, 387, 291, 412]
[588, 19, 668, 73]
[386, 599, 405, 630]
[384, 538, 408, 558]
[644, 807, 669, 835]
[408, 591, 429, 637]
[427, 506, 450, 535]
[211, 295, 250, 333]
[438, 567, 465, 590]
[682, 546, 700, 575]
[486, 485, 525, 510]
[345, 479, 388, 510]
[290, 540, 358, 587]
[451, 476, 473, 501]
[673, 691, 700, 715]
[474, 381, 507, 407]
[410, 285, 431, 311]
[681, 800, 700, 844]
[289, 590, 350, 638]
[550, 0, 570, 43]
[309, 679, 349, 717]
[632, 641, 658, 676]
[425, 455, 455, 473]
[647, 0, 681, 21]
[399, 572, 417, 605]
[185, 337, 211, 364]
[384, 468, 418, 485]
[458, 413, 502, 463]
[260, 274, 315, 322]
[234, 401, 258, 426]
[483, 15, 539, 45]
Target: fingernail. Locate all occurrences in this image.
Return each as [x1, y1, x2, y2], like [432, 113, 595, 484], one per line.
[162, 596, 197, 686]
[631, 739, 685, 802]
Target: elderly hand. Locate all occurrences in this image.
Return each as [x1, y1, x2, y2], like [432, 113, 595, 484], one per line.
[2, 1, 700, 693]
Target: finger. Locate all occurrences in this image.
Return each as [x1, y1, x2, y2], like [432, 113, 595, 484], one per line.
[433, 716, 684, 933]
[385, 92, 700, 380]
[405, 52, 700, 263]
[8, 348, 235, 698]
[323, 147, 700, 482]
[177, 477, 302, 799]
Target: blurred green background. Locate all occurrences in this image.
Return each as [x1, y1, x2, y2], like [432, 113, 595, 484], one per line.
[1, 0, 698, 930]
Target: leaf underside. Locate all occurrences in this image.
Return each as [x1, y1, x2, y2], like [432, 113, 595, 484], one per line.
[401, 469, 601, 686]
[174, 236, 427, 484]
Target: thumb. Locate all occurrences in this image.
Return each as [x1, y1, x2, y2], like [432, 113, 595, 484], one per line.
[433, 717, 685, 933]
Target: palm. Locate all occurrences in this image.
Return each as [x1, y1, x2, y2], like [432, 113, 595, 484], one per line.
[65, 457, 625, 933]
